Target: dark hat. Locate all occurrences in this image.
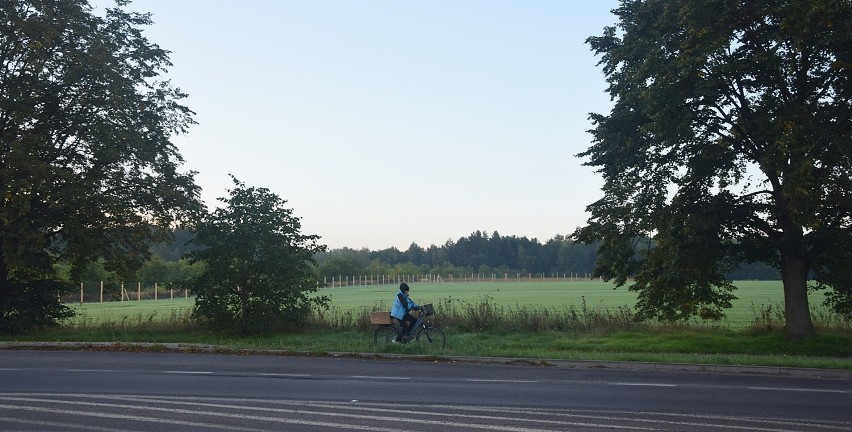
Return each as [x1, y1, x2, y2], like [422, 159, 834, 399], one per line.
[399, 282, 410, 292]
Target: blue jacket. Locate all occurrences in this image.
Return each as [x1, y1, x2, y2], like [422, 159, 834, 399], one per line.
[390, 290, 418, 320]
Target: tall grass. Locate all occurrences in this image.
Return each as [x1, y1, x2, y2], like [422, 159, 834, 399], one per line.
[307, 295, 851, 337]
[432, 295, 638, 334]
[748, 302, 852, 334]
[307, 296, 639, 334]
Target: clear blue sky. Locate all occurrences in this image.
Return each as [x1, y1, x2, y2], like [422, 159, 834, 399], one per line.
[119, 0, 619, 250]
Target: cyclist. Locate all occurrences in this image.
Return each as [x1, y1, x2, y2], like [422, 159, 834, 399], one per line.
[390, 282, 420, 341]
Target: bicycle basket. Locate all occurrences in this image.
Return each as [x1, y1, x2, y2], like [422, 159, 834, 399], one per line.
[369, 312, 392, 325]
[421, 304, 434, 316]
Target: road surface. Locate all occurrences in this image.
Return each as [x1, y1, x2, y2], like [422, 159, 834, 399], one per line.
[0, 350, 849, 431]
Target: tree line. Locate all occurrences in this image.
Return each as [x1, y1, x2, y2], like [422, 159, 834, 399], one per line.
[55, 228, 781, 296]
[115, 229, 777, 282]
[315, 231, 596, 279]
[313, 231, 778, 281]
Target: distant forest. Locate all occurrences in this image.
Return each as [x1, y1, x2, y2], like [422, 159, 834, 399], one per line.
[313, 231, 780, 280]
[148, 229, 780, 282]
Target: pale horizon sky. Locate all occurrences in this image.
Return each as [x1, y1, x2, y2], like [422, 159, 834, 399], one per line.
[120, 1, 619, 251]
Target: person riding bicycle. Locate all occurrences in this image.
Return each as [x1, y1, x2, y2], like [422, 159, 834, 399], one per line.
[390, 282, 420, 340]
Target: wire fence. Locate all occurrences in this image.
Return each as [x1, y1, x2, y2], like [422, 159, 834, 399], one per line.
[62, 282, 190, 304]
[62, 273, 601, 304]
[321, 272, 600, 288]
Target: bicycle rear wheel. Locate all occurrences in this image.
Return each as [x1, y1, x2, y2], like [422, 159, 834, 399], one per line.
[414, 325, 445, 352]
[374, 325, 400, 347]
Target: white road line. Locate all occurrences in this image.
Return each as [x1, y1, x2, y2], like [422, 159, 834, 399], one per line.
[162, 370, 213, 375]
[0, 394, 655, 432]
[301, 399, 651, 430]
[466, 379, 538, 383]
[257, 373, 311, 378]
[0, 404, 273, 432]
[609, 382, 677, 387]
[747, 386, 848, 394]
[6, 393, 849, 432]
[342, 402, 852, 432]
[350, 375, 410, 380]
[118, 395, 656, 432]
[63, 369, 114, 373]
[0, 399, 402, 432]
[0, 416, 133, 432]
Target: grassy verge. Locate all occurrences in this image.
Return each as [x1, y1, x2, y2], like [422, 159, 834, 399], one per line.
[5, 293, 852, 370]
[9, 325, 852, 370]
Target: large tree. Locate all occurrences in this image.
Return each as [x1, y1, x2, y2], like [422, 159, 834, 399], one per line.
[186, 177, 327, 334]
[574, 0, 852, 338]
[0, 0, 200, 332]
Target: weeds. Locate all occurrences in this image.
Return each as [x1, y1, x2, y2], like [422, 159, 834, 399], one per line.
[747, 302, 852, 335]
[303, 295, 641, 335]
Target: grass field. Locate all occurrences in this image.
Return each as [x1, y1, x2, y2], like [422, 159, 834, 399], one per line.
[24, 280, 850, 369]
[68, 297, 195, 325]
[66, 280, 828, 329]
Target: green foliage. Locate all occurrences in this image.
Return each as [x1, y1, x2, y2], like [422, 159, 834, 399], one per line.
[184, 177, 328, 334]
[313, 232, 773, 279]
[315, 251, 363, 280]
[150, 229, 201, 261]
[316, 232, 603, 276]
[575, 0, 852, 337]
[0, 279, 74, 333]
[137, 256, 204, 287]
[0, 1, 200, 333]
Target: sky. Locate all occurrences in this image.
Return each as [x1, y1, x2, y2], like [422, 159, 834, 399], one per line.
[118, 0, 620, 251]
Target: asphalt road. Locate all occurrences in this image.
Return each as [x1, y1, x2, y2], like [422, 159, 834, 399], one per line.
[0, 349, 850, 431]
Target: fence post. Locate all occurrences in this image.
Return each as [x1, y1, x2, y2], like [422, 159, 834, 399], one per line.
[155, 282, 158, 300]
[137, 282, 141, 301]
[100, 281, 103, 303]
[80, 282, 83, 304]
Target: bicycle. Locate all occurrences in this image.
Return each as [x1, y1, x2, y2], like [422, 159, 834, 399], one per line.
[372, 304, 446, 352]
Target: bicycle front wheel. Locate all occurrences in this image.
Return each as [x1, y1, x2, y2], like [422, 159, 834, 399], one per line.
[374, 325, 400, 348]
[414, 325, 445, 352]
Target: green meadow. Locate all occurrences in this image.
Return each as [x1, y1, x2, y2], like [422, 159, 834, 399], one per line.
[65, 280, 825, 330]
[68, 296, 196, 325]
[316, 280, 827, 329]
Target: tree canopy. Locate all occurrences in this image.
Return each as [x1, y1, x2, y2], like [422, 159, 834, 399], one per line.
[0, 0, 200, 332]
[185, 177, 327, 334]
[575, 0, 852, 338]
[313, 231, 606, 279]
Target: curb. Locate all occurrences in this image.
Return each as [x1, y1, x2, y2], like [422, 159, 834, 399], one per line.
[1, 341, 850, 380]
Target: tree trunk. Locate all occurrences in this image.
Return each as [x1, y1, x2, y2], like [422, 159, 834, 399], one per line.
[239, 285, 249, 335]
[780, 248, 816, 339]
[0, 255, 9, 331]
